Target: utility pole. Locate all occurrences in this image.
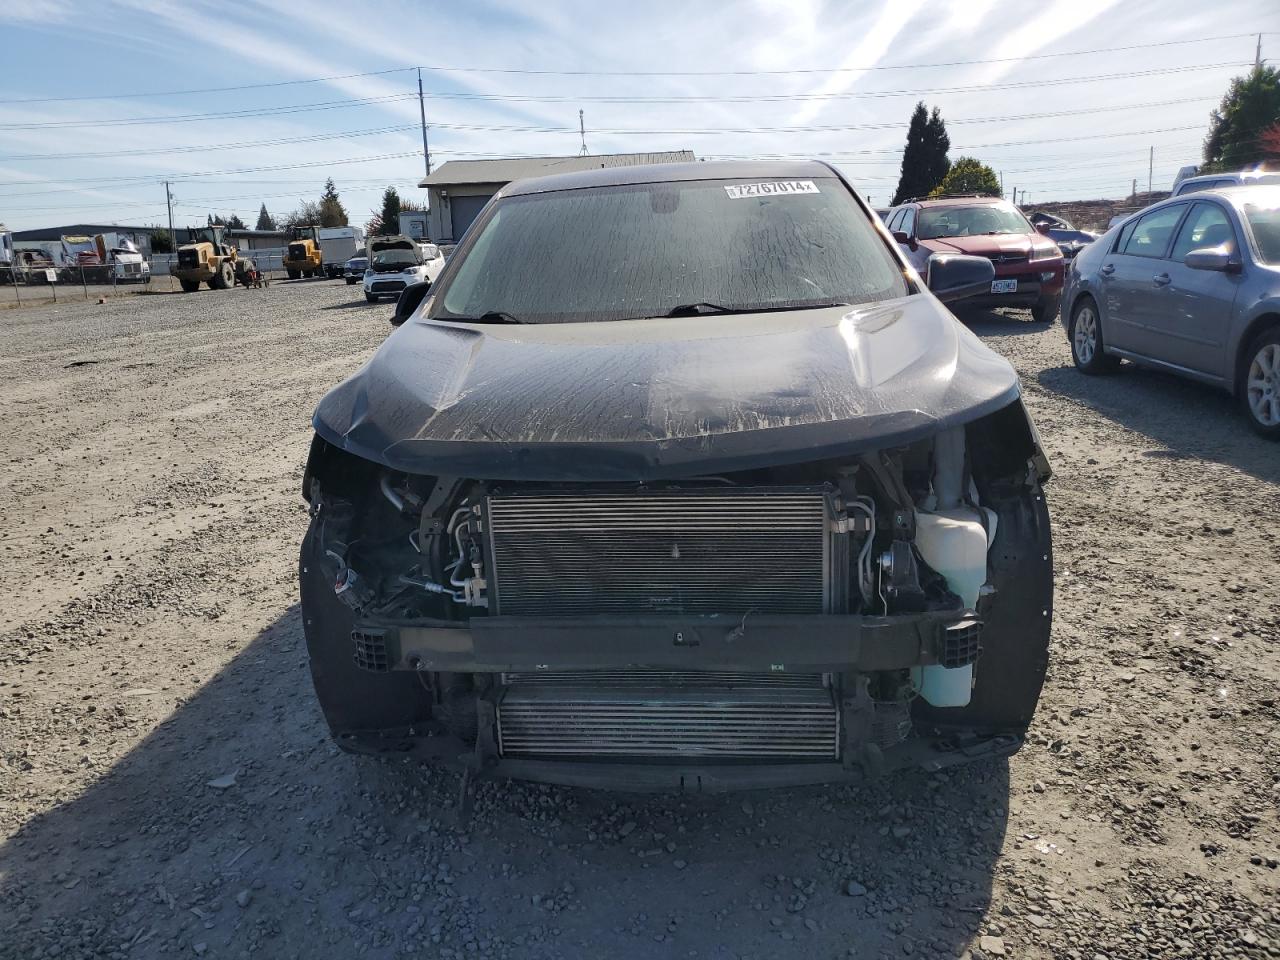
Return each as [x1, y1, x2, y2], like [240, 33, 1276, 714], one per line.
[1256, 33, 1263, 68]
[417, 68, 431, 176]
[1131, 178, 1137, 200]
[579, 109, 588, 156]
[1148, 146, 1153, 195]
[165, 180, 176, 253]
[999, 170, 1004, 199]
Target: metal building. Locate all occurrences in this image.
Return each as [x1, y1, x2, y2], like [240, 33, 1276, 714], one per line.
[418, 151, 695, 243]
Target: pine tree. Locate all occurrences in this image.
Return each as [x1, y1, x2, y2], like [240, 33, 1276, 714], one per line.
[225, 214, 246, 230]
[319, 178, 348, 227]
[1203, 65, 1280, 172]
[891, 103, 951, 205]
[255, 203, 275, 231]
[377, 186, 401, 236]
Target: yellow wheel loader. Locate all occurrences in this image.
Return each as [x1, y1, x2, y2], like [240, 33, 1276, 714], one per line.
[283, 226, 324, 280]
[174, 225, 240, 292]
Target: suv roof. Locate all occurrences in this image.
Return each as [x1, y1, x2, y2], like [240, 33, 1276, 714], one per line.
[898, 195, 1007, 207]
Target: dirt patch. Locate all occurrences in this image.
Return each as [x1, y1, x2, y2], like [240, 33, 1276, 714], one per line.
[1, 288, 1277, 959]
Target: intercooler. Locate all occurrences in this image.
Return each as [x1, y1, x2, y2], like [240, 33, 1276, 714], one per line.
[497, 671, 839, 761]
[483, 487, 842, 617]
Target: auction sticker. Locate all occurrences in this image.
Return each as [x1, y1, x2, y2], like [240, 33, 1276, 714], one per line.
[724, 180, 819, 199]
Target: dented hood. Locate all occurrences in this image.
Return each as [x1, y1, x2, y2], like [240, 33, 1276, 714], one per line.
[313, 295, 1021, 481]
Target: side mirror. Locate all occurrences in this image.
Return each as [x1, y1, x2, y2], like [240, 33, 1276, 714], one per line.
[892, 230, 918, 251]
[1035, 222, 1052, 236]
[1184, 245, 1239, 274]
[391, 280, 431, 326]
[926, 254, 995, 304]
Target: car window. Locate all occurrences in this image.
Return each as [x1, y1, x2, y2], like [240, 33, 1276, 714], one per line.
[899, 207, 916, 237]
[1170, 203, 1235, 261]
[1113, 220, 1137, 253]
[886, 208, 904, 232]
[916, 202, 1031, 240]
[1243, 200, 1280, 264]
[1119, 204, 1186, 258]
[432, 176, 910, 324]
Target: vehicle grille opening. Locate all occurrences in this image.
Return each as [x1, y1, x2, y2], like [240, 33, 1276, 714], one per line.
[497, 670, 839, 761]
[484, 487, 835, 617]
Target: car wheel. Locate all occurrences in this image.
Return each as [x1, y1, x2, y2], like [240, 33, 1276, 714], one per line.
[1241, 328, 1280, 439]
[365, 292, 377, 303]
[1031, 293, 1060, 324]
[1069, 298, 1120, 374]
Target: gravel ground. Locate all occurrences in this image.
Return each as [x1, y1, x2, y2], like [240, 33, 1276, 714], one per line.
[1, 282, 1277, 960]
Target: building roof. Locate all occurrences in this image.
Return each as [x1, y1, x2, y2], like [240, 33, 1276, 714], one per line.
[419, 151, 695, 188]
[503, 159, 835, 196]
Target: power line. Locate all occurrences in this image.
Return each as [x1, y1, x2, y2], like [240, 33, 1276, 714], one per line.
[407, 33, 1275, 75]
[2, 31, 1262, 107]
[409, 62, 1248, 103]
[0, 94, 419, 130]
[0, 124, 421, 162]
[0, 68, 418, 105]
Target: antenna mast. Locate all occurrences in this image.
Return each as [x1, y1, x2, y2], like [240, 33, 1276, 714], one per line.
[579, 109, 588, 156]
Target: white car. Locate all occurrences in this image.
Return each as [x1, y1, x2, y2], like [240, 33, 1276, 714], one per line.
[362, 236, 446, 303]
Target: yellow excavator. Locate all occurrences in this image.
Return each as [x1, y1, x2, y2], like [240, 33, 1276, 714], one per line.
[174, 225, 240, 292]
[283, 225, 323, 280]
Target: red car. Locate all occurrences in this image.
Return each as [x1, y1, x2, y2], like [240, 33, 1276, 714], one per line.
[886, 196, 1065, 321]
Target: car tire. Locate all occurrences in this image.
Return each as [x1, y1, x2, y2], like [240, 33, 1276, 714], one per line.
[1031, 293, 1060, 324]
[1240, 327, 1280, 440]
[365, 292, 377, 303]
[1069, 297, 1120, 374]
[179, 278, 200, 293]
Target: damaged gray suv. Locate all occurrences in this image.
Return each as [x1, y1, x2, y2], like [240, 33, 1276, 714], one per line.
[300, 161, 1054, 792]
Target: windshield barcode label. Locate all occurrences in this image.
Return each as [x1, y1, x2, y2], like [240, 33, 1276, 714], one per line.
[723, 180, 820, 199]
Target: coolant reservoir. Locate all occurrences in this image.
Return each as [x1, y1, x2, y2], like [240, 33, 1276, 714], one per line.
[912, 507, 989, 707]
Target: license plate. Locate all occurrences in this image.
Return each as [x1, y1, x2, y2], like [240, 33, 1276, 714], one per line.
[991, 279, 1018, 294]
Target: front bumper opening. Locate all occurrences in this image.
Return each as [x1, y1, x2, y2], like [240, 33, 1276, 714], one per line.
[496, 670, 840, 762]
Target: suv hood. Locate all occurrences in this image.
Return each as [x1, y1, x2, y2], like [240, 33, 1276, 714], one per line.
[922, 235, 1041, 258]
[313, 296, 1021, 481]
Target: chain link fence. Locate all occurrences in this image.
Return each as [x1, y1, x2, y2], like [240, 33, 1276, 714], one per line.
[2, 247, 334, 308]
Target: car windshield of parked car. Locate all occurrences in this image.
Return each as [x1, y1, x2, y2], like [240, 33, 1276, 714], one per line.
[430, 177, 908, 324]
[372, 250, 418, 269]
[916, 203, 1031, 240]
[1243, 201, 1280, 264]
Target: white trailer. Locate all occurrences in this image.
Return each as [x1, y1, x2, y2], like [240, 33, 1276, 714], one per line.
[318, 226, 365, 278]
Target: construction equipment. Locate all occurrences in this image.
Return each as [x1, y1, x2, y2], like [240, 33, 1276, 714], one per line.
[174, 225, 240, 292]
[283, 225, 323, 280]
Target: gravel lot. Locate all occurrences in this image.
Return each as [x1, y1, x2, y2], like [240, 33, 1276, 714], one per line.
[1, 281, 1277, 960]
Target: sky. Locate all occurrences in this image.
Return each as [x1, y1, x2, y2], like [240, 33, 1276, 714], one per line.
[1, 0, 1278, 232]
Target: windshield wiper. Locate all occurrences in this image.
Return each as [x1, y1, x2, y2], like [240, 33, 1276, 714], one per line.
[452, 311, 524, 324]
[664, 301, 739, 317]
[664, 301, 850, 318]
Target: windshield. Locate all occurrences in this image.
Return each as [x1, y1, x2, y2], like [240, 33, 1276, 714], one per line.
[1243, 201, 1280, 264]
[430, 177, 907, 324]
[917, 203, 1032, 240]
[372, 250, 419, 269]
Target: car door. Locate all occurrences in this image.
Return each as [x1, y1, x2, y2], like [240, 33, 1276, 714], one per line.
[1098, 203, 1188, 351]
[1145, 200, 1242, 378]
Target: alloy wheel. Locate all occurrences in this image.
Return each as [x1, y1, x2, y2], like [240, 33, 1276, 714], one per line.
[1073, 305, 1097, 366]
[1246, 342, 1280, 427]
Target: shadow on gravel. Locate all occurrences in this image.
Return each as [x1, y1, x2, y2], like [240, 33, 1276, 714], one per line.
[1, 604, 1011, 958]
[958, 306, 1053, 337]
[1037, 362, 1280, 484]
[321, 298, 386, 312]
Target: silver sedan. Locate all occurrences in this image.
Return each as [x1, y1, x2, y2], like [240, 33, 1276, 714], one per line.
[1061, 186, 1280, 438]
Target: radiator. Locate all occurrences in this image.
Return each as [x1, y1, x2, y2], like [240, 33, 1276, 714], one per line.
[483, 487, 837, 617]
[497, 671, 839, 761]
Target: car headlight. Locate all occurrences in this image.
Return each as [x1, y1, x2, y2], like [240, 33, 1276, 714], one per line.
[1030, 244, 1060, 261]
